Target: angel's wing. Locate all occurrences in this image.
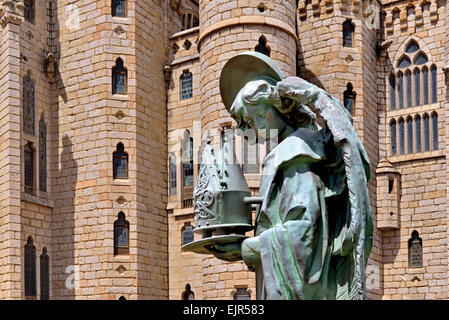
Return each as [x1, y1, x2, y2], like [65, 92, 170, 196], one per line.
[276, 77, 373, 300]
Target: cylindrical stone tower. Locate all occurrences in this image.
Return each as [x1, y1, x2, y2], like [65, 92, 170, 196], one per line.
[197, 0, 297, 300]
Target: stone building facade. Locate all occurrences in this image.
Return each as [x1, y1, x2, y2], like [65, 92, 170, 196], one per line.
[0, 0, 447, 300]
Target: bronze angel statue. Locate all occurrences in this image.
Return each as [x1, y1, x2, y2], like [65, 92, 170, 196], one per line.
[188, 52, 373, 300]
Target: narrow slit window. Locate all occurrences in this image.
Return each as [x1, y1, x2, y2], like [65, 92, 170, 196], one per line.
[169, 153, 177, 195]
[405, 71, 412, 108]
[114, 212, 129, 255]
[112, 58, 127, 94]
[180, 70, 193, 100]
[414, 69, 420, 107]
[39, 115, 47, 192]
[182, 130, 194, 187]
[422, 67, 429, 105]
[342, 20, 354, 47]
[24, 236, 36, 299]
[398, 118, 405, 155]
[389, 75, 396, 110]
[431, 112, 438, 150]
[255, 36, 271, 57]
[343, 83, 355, 116]
[398, 72, 404, 109]
[415, 115, 421, 153]
[408, 230, 423, 268]
[24, 142, 34, 194]
[113, 143, 129, 179]
[423, 114, 430, 152]
[40, 248, 50, 300]
[431, 65, 437, 104]
[406, 117, 413, 154]
[390, 120, 397, 156]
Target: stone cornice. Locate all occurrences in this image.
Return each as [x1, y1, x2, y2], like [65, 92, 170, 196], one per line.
[197, 15, 298, 52]
[0, 0, 24, 27]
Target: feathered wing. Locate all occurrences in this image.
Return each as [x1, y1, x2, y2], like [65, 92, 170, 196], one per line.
[276, 77, 373, 300]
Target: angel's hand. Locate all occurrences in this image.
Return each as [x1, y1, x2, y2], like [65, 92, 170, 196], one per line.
[276, 77, 322, 106]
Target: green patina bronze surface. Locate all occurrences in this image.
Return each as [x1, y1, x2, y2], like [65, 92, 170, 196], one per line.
[183, 52, 373, 300]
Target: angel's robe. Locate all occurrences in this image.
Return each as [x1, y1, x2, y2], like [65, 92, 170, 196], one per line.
[248, 126, 361, 300]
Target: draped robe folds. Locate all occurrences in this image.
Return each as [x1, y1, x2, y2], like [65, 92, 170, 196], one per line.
[247, 125, 368, 300]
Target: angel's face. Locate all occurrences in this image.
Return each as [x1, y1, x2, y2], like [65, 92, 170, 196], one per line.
[233, 102, 288, 141]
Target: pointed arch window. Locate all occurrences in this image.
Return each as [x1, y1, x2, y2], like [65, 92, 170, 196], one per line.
[414, 52, 428, 65]
[406, 117, 413, 154]
[112, 58, 127, 95]
[431, 112, 438, 150]
[113, 143, 128, 179]
[342, 20, 354, 47]
[397, 72, 404, 109]
[40, 248, 50, 300]
[408, 230, 422, 268]
[182, 284, 195, 300]
[182, 130, 194, 187]
[24, 236, 36, 299]
[114, 212, 129, 255]
[390, 119, 397, 156]
[431, 65, 437, 104]
[405, 40, 419, 53]
[39, 115, 47, 192]
[23, 74, 35, 135]
[397, 56, 411, 68]
[398, 118, 405, 155]
[413, 69, 420, 107]
[234, 287, 251, 300]
[423, 113, 430, 152]
[343, 83, 355, 116]
[255, 36, 271, 57]
[24, 142, 34, 194]
[405, 70, 412, 108]
[112, 0, 126, 17]
[415, 115, 421, 153]
[169, 153, 177, 195]
[389, 75, 396, 110]
[422, 66, 429, 105]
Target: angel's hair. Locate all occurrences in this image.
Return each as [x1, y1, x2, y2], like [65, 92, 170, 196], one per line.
[230, 78, 317, 131]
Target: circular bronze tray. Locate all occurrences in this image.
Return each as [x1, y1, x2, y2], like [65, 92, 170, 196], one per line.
[181, 234, 248, 255]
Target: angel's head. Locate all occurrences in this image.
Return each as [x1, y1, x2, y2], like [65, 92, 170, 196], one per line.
[230, 79, 317, 142]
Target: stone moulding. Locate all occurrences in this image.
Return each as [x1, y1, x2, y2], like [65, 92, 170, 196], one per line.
[197, 16, 298, 51]
[0, 0, 24, 27]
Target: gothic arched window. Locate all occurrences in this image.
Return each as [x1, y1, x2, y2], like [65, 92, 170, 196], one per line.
[406, 116, 413, 154]
[413, 68, 420, 106]
[39, 114, 47, 192]
[23, 74, 35, 135]
[169, 153, 177, 195]
[113, 143, 128, 179]
[114, 212, 129, 255]
[390, 119, 397, 156]
[405, 70, 412, 108]
[423, 113, 430, 152]
[182, 284, 195, 300]
[24, 236, 36, 299]
[181, 224, 194, 246]
[414, 115, 421, 153]
[343, 83, 356, 116]
[112, 58, 127, 95]
[389, 74, 396, 110]
[24, 142, 34, 194]
[112, 0, 126, 17]
[408, 230, 422, 268]
[255, 36, 270, 57]
[182, 130, 194, 187]
[422, 66, 429, 105]
[431, 112, 438, 150]
[233, 287, 251, 300]
[40, 247, 50, 300]
[397, 72, 404, 110]
[398, 118, 405, 155]
[342, 20, 354, 47]
[431, 65, 437, 104]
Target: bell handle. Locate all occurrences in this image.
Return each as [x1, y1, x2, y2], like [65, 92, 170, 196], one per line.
[242, 196, 264, 205]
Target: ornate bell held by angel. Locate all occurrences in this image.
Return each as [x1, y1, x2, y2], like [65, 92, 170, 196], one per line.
[181, 133, 255, 258]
